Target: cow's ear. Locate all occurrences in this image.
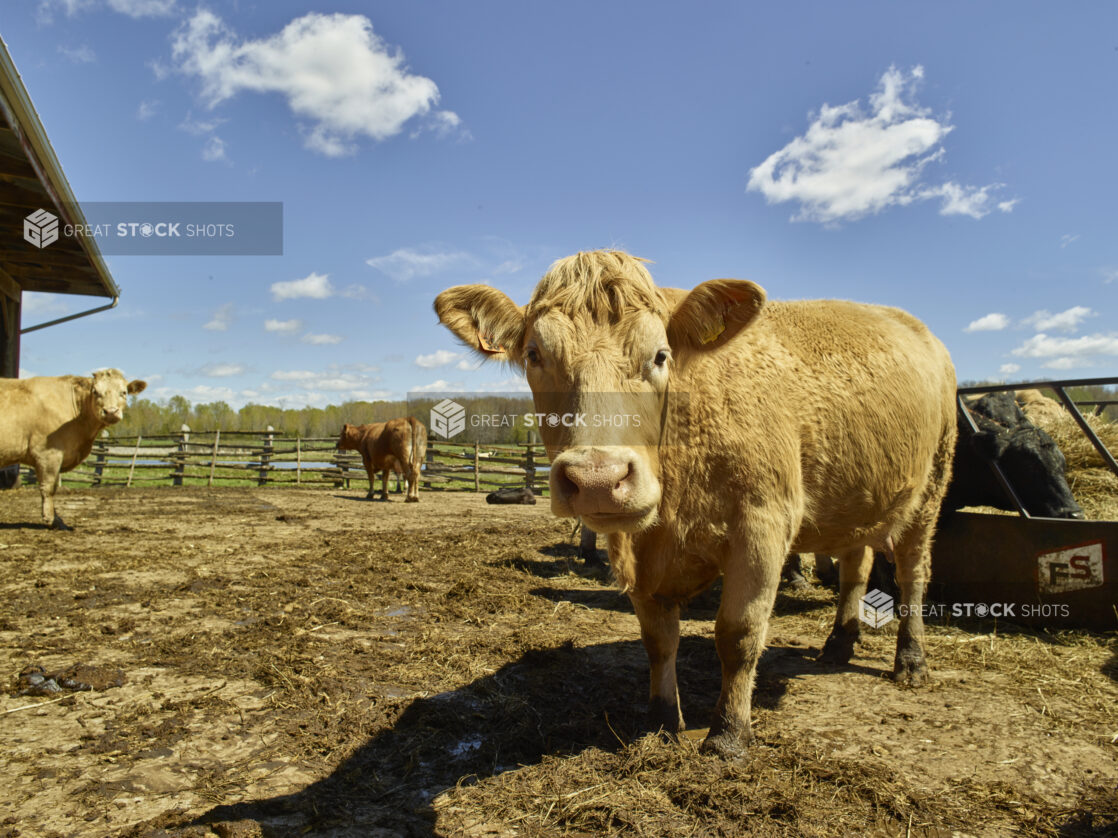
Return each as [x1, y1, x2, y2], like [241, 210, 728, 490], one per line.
[667, 279, 766, 354]
[434, 285, 525, 363]
[971, 429, 1010, 460]
[127, 379, 147, 395]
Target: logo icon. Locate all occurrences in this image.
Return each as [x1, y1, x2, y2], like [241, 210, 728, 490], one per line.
[24, 208, 59, 249]
[430, 398, 466, 439]
[859, 588, 894, 627]
[1037, 541, 1105, 594]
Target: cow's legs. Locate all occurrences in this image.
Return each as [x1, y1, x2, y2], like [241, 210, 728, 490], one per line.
[892, 526, 933, 687]
[814, 553, 838, 586]
[405, 465, 420, 502]
[819, 546, 874, 664]
[891, 427, 953, 688]
[32, 453, 68, 530]
[630, 593, 684, 735]
[362, 455, 377, 500]
[703, 540, 783, 757]
[378, 470, 391, 501]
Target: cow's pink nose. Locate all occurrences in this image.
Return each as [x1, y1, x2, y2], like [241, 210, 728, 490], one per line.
[555, 454, 635, 514]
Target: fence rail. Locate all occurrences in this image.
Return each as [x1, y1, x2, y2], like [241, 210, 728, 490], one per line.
[13, 430, 549, 495]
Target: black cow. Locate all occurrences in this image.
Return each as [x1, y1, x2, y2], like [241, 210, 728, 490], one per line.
[946, 392, 1084, 519]
[486, 486, 537, 505]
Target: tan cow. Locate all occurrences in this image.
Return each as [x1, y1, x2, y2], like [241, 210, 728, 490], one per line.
[1015, 388, 1066, 427]
[0, 369, 147, 529]
[436, 250, 956, 757]
[336, 417, 427, 503]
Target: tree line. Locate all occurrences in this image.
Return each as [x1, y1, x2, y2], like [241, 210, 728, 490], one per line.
[115, 394, 540, 443]
[115, 383, 1116, 440]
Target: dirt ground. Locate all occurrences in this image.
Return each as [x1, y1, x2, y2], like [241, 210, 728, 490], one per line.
[0, 486, 1115, 838]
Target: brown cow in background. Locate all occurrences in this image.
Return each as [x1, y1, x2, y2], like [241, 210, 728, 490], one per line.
[0, 369, 146, 529]
[337, 417, 427, 503]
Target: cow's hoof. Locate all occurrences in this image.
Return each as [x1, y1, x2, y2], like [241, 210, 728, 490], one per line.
[405, 497, 419, 503]
[50, 516, 72, 532]
[893, 654, 929, 688]
[819, 627, 858, 665]
[645, 696, 683, 737]
[700, 728, 753, 759]
[375, 496, 390, 503]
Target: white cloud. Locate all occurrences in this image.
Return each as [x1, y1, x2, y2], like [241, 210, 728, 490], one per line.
[179, 114, 225, 135]
[997, 199, 1019, 213]
[1103, 268, 1118, 285]
[747, 65, 1009, 224]
[998, 363, 1021, 375]
[271, 272, 334, 301]
[456, 358, 481, 371]
[199, 363, 245, 377]
[185, 384, 236, 402]
[412, 379, 460, 393]
[269, 367, 382, 398]
[137, 99, 159, 121]
[107, 0, 176, 16]
[201, 135, 228, 162]
[21, 292, 70, 316]
[203, 302, 233, 331]
[1059, 233, 1080, 249]
[919, 182, 1005, 219]
[415, 349, 463, 369]
[1021, 306, 1095, 333]
[18, 367, 35, 378]
[1042, 357, 1084, 371]
[58, 44, 96, 63]
[964, 312, 1009, 333]
[264, 318, 302, 334]
[39, 0, 175, 20]
[1012, 332, 1118, 362]
[170, 10, 463, 156]
[341, 284, 376, 301]
[271, 370, 318, 381]
[301, 332, 343, 345]
[366, 246, 474, 282]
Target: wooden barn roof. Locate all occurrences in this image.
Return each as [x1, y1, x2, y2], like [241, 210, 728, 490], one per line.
[0, 35, 118, 301]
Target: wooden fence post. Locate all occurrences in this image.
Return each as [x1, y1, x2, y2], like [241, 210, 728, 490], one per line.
[126, 435, 142, 488]
[474, 442, 480, 492]
[173, 425, 189, 487]
[525, 443, 536, 492]
[259, 426, 274, 486]
[424, 445, 434, 491]
[296, 436, 302, 485]
[208, 430, 220, 487]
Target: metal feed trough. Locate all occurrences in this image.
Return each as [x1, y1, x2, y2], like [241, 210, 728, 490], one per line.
[929, 376, 1118, 631]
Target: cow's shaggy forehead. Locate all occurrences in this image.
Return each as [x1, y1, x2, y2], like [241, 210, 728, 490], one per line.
[91, 368, 127, 389]
[526, 251, 668, 325]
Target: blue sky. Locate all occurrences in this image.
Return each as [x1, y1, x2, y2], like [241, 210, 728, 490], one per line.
[5, 1, 1116, 408]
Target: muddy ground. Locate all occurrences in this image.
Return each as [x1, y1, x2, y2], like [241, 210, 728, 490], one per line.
[0, 486, 1115, 838]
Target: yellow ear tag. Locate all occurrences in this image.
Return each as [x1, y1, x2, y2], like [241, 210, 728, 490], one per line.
[478, 333, 504, 353]
[699, 317, 725, 345]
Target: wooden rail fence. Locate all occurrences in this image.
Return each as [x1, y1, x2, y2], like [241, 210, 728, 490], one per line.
[13, 429, 548, 495]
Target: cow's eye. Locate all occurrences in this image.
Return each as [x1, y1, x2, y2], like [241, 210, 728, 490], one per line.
[525, 347, 541, 366]
[653, 350, 670, 367]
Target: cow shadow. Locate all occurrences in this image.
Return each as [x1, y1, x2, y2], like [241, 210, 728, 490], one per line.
[0, 521, 55, 531]
[173, 638, 818, 837]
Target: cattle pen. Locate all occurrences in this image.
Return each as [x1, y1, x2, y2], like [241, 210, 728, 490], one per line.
[13, 431, 549, 495]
